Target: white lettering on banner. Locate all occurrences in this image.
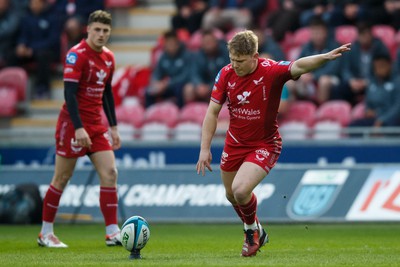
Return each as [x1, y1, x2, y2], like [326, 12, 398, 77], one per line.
[123, 184, 275, 207]
[346, 169, 400, 220]
[18, 183, 275, 208]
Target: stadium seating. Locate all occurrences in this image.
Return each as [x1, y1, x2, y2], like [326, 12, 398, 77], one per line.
[280, 101, 317, 126]
[187, 28, 224, 51]
[140, 122, 170, 141]
[105, 0, 136, 8]
[144, 102, 180, 128]
[115, 104, 145, 128]
[179, 102, 208, 125]
[372, 24, 397, 58]
[280, 121, 309, 140]
[351, 102, 365, 121]
[0, 87, 18, 116]
[315, 100, 352, 126]
[312, 121, 343, 140]
[335, 25, 358, 44]
[292, 27, 311, 47]
[0, 67, 28, 117]
[174, 122, 202, 141]
[0, 67, 28, 102]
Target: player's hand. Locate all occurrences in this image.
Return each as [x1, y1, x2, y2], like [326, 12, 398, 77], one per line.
[110, 126, 121, 150]
[327, 43, 351, 60]
[196, 150, 213, 176]
[75, 128, 92, 148]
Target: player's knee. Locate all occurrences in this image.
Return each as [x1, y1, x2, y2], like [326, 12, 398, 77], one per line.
[52, 172, 73, 189]
[233, 188, 251, 204]
[225, 192, 236, 204]
[100, 167, 118, 185]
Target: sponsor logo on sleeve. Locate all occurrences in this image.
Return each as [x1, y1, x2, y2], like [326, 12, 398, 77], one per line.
[215, 70, 221, 83]
[278, 61, 291, 66]
[66, 52, 78, 65]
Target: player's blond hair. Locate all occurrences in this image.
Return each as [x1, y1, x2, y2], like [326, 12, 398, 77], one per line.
[88, 10, 112, 26]
[227, 30, 258, 56]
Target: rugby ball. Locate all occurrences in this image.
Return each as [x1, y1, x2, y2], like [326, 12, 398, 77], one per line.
[120, 215, 150, 251]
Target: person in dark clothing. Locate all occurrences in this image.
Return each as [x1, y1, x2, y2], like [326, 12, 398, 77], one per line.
[13, 0, 61, 99]
[0, 0, 19, 68]
[171, 0, 208, 34]
[349, 53, 400, 136]
[145, 30, 192, 107]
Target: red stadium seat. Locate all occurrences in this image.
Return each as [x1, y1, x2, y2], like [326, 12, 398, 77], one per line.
[218, 103, 230, 121]
[335, 25, 358, 44]
[0, 67, 28, 101]
[292, 27, 311, 47]
[0, 87, 18, 116]
[187, 28, 224, 51]
[179, 102, 208, 125]
[145, 102, 180, 128]
[372, 24, 396, 58]
[351, 101, 365, 121]
[105, 0, 136, 8]
[115, 104, 145, 128]
[280, 101, 317, 126]
[315, 100, 352, 126]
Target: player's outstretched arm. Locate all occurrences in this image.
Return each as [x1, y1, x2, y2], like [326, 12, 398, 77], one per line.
[196, 101, 222, 176]
[291, 43, 351, 79]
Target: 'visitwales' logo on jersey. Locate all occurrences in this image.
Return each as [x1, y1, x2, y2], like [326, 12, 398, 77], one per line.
[287, 170, 349, 220]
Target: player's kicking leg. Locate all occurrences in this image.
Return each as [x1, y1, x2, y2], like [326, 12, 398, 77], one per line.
[232, 162, 268, 257]
[90, 151, 122, 246]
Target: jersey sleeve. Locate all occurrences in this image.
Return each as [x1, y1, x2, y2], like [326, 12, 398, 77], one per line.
[270, 60, 294, 82]
[63, 50, 85, 83]
[210, 66, 228, 105]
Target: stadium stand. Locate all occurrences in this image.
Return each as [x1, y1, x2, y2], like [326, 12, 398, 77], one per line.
[335, 25, 358, 44]
[144, 102, 180, 128]
[315, 100, 352, 127]
[280, 101, 317, 126]
[0, 67, 28, 117]
[179, 102, 208, 125]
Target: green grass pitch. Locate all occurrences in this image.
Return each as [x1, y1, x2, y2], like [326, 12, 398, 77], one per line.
[1, 223, 399, 267]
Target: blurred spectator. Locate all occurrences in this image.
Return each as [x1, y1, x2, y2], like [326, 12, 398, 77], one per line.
[202, 0, 266, 32]
[51, 0, 104, 23]
[51, 0, 103, 54]
[11, 0, 60, 99]
[184, 29, 229, 103]
[331, 21, 391, 105]
[0, 0, 19, 68]
[286, 16, 342, 104]
[349, 53, 400, 131]
[171, 0, 209, 34]
[330, 0, 386, 26]
[11, 0, 29, 17]
[297, 0, 335, 27]
[266, 0, 301, 42]
[254, 27, 286, 60]
[145, 30, 192, 108]
[376, 0, 400, 30]
[61, 15, 85, 58]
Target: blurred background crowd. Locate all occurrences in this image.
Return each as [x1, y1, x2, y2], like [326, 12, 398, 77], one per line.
[2, 0, 400, 139]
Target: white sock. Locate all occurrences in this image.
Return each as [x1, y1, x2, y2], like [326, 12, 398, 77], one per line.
[106, 224, 120, 235]
[244, 221, 258, 231]
[41, 221, 54, 235]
